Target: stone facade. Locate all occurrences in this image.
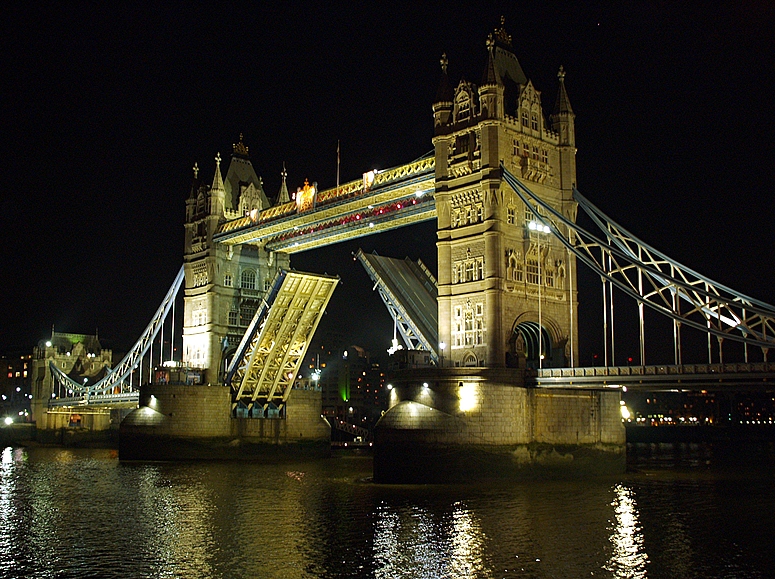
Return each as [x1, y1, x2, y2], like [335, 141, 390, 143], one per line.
[182, 140, 290, 384]
[433, 20, 578, 370]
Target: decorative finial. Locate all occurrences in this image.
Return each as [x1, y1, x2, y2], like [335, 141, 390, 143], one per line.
[215, 152, 221, 167]
[233, 133, 249, 156]
[193, 162, 199, 179]
[281, 162, 287, 182]
[486, 33, 495, 52]
[557, 65, 566, 81]
[494, 15, 512, 46]
[440, 53, 448, 74]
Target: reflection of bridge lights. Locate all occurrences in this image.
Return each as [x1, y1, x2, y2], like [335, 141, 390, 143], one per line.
[606, 484, 648, 576]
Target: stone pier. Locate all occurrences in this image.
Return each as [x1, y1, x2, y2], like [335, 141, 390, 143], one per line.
[119, 384, 330, 460]
[374, 368, 625, 483]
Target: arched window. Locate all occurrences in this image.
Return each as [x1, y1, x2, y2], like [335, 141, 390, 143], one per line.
[240, 269, 256, 290]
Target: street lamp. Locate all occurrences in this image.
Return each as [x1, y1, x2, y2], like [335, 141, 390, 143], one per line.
[439, 342, 446, 367]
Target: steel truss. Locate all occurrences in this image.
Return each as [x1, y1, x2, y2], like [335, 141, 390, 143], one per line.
[226, 270, 338, 414]
[355, 250, 439, 361]
[501, 163, 775, 357]
[49, 266, 185, 396]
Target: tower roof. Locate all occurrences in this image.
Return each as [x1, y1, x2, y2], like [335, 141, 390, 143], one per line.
[553, 66, 574, 116]
[223, 135, 268, 209]
[490, 17, 527, 88]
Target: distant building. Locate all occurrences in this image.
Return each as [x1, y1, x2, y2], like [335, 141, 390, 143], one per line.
[319, 345, 387, 429]
[30, 331, 112, 426]
[0, 352, 32, 422]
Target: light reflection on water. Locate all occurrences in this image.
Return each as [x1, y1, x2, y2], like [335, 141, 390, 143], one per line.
[606, 484, 648, 578]
[0, 444, 772, 578]
[373, 502, 485, 578]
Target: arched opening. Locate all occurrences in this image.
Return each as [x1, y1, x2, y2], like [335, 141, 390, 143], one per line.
[512, 321, 552, 369]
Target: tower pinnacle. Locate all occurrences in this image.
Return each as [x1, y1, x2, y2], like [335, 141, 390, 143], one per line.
[277, 163, 290, 204]
[211, 152, 225, 192]
[553, 65, 574, 116]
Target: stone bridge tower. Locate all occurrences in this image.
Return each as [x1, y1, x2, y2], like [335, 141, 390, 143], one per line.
[182, 136, 289, 384]
[433, 20, 579, 370]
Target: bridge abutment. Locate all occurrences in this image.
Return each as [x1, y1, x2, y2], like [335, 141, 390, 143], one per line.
[374, 368, 625, 482]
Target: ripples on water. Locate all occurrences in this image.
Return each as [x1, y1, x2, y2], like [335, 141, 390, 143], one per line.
[1, 443, 774, 578]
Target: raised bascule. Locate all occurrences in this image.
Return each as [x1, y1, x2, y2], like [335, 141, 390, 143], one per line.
[36, 19, 775, 478]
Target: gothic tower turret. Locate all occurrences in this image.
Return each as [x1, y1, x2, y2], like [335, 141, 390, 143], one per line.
[433, 18, 579, 369]
[182, 137, 290, 384]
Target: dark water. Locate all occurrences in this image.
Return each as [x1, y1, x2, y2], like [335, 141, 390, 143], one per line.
[1, 444, 774, 578]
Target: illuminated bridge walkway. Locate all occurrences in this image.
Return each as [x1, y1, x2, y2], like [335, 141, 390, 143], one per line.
[529, 363, 775, 392]
[214, 156, 436, 252]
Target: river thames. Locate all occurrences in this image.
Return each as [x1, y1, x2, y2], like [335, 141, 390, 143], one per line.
[1, 442, 773, 578]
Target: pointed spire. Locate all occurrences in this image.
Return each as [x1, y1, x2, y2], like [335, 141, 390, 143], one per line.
[188, 162, 201, 200]
[481, 34, 500, 86]
[211, 152, 225, 192]
[277, 163, 290, 204]
[434, 53, 453, 103]
[554, 66, 574, 116]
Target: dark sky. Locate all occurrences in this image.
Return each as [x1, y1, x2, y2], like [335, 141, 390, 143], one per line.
[2, 2, 773, 365]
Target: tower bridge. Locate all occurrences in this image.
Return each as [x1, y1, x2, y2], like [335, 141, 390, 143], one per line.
[32, 18, 775, 479]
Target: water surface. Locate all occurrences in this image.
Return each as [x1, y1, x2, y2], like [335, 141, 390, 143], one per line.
[1, 444, 773, 578]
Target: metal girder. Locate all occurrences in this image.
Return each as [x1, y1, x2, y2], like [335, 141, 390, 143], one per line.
[228, 270, 338, 411]
[49, 265, 185, 397]
[501, 163, 775, 351]
[355, 249, 439, 360]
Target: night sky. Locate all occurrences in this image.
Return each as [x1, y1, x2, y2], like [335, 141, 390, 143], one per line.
[2, 2, 773, 365]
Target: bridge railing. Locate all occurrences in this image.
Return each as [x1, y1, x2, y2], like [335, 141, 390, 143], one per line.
[531, 362, 775, 379]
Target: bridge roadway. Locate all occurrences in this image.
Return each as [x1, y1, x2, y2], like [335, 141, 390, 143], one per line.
[214, 157, 436, 252]
[529, 362, 775, 392]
